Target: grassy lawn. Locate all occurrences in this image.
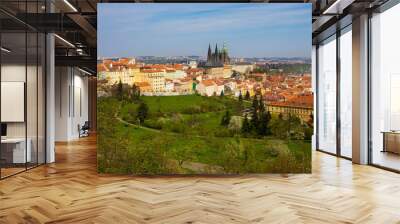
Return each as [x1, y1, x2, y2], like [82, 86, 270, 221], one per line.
[120, 95, 247, 136]
[97, 95, 311, 174]
[121, 94, 244, 117]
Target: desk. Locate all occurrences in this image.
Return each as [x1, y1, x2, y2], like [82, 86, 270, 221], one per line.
[1, 138, 31, 163]
[382, 131, 400, 154]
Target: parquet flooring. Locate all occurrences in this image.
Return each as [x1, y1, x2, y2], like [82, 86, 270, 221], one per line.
[0, 136, 400, 223]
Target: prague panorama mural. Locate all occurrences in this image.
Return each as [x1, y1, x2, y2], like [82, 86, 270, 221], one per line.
[97, 3, 313, 174]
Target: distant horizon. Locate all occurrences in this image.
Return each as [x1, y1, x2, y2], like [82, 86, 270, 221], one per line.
[98, 3, 311, 59]
[98, 55, 311, 60]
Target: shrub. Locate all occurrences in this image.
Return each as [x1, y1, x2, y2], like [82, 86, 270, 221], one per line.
[181, 106, 202, 114]
[228, 116, 243, 133]
[265, 147, 279, 157]
[144, 120, 162, 130]
[170, 123, 186, 133]
[214, 128, 234, 137]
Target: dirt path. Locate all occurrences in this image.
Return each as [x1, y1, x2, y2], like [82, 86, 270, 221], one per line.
[181, 161, 224, 174]
[116, 115, 167, 133]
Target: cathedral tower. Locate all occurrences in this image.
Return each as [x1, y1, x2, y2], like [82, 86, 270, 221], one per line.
[214, 44, 219, 64]
[205, 42, 229, 67]
[207, 44, 212, 64]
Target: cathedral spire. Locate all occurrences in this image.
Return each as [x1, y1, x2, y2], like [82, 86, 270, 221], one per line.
[207, 43, 212, 63]
[222, 42, 228, 53]
[214, 44, 219, 64]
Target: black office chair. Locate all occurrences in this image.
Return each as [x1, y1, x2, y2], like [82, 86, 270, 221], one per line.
[79, 121, 90, 138]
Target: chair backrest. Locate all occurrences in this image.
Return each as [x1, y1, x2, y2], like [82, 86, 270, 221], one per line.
[82, 121, 90, 129]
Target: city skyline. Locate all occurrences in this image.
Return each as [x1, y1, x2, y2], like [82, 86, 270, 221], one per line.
[98, 3, 311, 59]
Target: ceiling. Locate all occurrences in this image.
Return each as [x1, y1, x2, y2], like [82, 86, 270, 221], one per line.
[0, 0, 391, 74]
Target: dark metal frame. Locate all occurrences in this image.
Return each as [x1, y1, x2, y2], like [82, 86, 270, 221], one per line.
[336, 23, 341, 158]
[367, 10, 373, 166]
[315, 44, 319, 151]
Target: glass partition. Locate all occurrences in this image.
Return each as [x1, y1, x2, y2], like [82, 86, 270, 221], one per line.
[370, 3, 400, 171]
[317, 35, 337, 154]
[1, 31, 28, 177]
[0, 1, 46, 179]
[339, 26, 352, 158]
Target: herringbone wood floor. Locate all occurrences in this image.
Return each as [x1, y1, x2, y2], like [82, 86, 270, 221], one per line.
[1, 136, 400, 224]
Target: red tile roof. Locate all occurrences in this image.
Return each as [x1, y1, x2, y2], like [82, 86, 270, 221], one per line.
[201, 80, 215, 87]
[134, 82, 151, 87]
[141, 69, 164, 73]
[97, 63, 108, 72]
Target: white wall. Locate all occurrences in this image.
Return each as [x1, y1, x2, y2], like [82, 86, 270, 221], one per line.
[1, 63, 46, 164]
[46, 33, 55, 163]
[1, 65, 26, 141]
[1, 65, 33, 138]
[55, 67, 89, 141]
[55, 67, 70, 141]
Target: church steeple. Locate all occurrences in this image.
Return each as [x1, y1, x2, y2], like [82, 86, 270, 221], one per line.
[207, 43, 212, 63]
[214, 44, 219, 64]
[221, 42, 229, 64]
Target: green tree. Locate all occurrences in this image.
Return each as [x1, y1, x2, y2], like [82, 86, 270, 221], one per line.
[287, 113, 292, 139]
[116, 79, 123, 100]
[219, 139, 242, 174]
[136, 102, 149, 125]
[278, 113, 284, 120]
[238, 91, 243, 103]
[241, 115, 251, 134]
[130, 84, 140, 102]
[221, 110, 231, 126]
[307, 113, 314, 128]
[270, 116, 288, 139]
[171, 143, 195, 168]
[288, 114, 304, 140]
[245, 90, 250, 100]
[257, 112, 270, 136]
[259, 97, 265, 114]
[304, 126, 313, 140]
[266, 111, 272, 123]
[250, 95, 259, 132]
[252, 95, 259, 112]
[220, 90, 224, 97]
[250, 106, 259, 132]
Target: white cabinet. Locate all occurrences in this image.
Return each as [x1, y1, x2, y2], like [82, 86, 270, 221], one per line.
[1, 138, 32, 163]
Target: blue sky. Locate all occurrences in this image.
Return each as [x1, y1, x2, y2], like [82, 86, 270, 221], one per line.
[98, 3, 311, 58]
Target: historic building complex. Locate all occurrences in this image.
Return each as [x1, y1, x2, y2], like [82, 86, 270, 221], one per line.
[205, 43, 230, 67]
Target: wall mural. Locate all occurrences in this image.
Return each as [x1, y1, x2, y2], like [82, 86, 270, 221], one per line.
[97, 3, 313, 174]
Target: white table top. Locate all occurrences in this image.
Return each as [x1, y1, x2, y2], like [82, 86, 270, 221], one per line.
[1, 138, 29, 143]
